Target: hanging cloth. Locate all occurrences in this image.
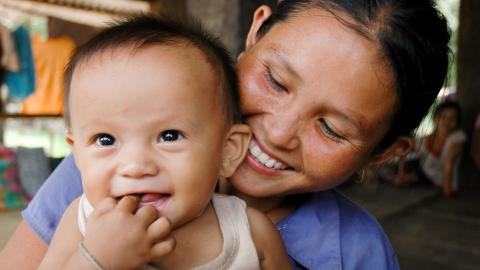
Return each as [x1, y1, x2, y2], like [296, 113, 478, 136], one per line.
[0, 24, 20, 72]
[21, 36, 75, 114]
[4, 26, 36, 100]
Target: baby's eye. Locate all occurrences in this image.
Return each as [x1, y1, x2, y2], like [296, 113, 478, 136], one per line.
[95, 134, 116, 146]
[159, 130, 184, 143]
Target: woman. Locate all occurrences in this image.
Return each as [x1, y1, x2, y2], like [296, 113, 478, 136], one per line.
[0, 0, 450, 269]
[418, 101, 465, 197]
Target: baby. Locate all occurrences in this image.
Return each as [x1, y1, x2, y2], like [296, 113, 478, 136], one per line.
[38, 15, 290, 270]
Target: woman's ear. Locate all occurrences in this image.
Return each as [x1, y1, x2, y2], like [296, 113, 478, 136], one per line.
[369, 136, 414, 165]
[65, 131, 74, 147]
[219, 124, 252, 178]
[244, 5, 273, 51]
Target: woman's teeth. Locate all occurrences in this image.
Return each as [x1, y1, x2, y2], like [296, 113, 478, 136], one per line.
[248, 140, 288, 170]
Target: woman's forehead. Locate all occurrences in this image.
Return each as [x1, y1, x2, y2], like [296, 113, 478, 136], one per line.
[248, 9, 397, 143]
[265, 9, 384, 67]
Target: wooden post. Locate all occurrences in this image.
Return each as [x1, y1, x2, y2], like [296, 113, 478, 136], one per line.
[187, 0, 276, 57]
[456, 0, 480, 185]
[149, 0, 187, 17]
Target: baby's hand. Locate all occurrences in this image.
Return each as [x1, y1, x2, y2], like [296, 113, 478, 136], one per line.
[81, 196, 175, 270]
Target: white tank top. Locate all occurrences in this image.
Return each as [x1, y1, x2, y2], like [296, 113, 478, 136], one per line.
[78, 193, 260, 269]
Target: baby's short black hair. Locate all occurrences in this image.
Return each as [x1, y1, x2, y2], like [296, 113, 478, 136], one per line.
[64, 14, 240, 129]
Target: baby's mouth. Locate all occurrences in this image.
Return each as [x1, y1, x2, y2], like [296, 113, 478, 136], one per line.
[120, 193, 171, 213]
[248, 139, 290, 170]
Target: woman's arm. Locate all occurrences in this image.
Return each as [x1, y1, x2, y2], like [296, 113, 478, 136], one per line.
[442, 140, 464, 197]
[0, 154, 83, 269]
[0, 220, 47, 269]
[37, 198, 85, 270]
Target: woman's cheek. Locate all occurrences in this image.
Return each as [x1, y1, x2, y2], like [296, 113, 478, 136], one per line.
[304, 141, 360, 184]
[238, 65, 272, 115]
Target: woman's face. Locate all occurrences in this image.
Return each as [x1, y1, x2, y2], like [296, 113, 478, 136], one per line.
[436, 108, 458, 135]
[231, 8, 398, 197]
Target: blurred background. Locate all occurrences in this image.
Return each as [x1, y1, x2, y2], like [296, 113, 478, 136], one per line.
[0, 1, 478, 269]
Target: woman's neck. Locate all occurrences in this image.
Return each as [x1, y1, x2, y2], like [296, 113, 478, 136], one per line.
[237, 192, 298, 223]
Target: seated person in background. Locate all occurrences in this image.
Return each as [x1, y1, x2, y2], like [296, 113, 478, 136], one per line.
[38, 15, 290, 270]
[419, 100, 466, 197]
[388, 101, 465, 197]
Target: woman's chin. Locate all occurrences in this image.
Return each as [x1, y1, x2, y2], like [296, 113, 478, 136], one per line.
[229, 161, 284, 198]
[230, 158, 351, 198]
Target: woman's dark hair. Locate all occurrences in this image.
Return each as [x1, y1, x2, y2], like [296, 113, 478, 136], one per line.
[258, 0, 451, 154]
[433, 100, 463, 130]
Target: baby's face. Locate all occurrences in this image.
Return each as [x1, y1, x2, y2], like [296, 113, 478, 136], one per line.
[68, 45, 228, 227]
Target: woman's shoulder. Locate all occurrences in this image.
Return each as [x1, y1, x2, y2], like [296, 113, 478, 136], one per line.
[333, 190, 384, 228]
[278, 190, 399, 269]
[332, 190, 393, 240]
[333, 190, 400, 269]
[447, 129, 467, 143]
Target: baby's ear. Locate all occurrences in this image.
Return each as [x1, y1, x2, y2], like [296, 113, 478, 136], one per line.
[219, 124, 252, 178]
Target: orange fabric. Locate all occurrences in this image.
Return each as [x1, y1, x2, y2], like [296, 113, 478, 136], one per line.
[21, 36, 75, 115]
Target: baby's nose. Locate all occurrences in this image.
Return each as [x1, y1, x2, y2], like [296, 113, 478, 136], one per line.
[119, 162, 159, 179]
[118, 150, 159, 178]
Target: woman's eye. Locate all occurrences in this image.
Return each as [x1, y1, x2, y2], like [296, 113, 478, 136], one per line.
[159, 130, 184, 143]
[95, 134, 116, 146]
[266, 69, 287, 92]
[319, 119, 344, 142]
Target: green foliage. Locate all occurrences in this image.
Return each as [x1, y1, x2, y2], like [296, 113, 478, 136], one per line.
[436, 0, 460, 87]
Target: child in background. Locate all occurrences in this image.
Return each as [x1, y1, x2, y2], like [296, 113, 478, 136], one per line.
[387, 101, 466, 197]
[38, 15, 290, 270]
[417, 101, 465, 197]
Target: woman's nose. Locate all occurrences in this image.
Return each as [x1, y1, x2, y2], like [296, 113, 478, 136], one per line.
[263, 111, 300, 150]
[118, 149, 159, 179]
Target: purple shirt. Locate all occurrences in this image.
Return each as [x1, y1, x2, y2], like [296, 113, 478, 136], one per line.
[277, 191, 399, 269]
[22, 155, 82, 243]
[23, 154, 399, 270]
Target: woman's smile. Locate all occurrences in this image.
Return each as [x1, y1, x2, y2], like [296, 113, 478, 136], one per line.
[246, 138, 291, 176]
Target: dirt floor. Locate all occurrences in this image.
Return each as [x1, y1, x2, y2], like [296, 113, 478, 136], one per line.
[340, 179, 480, 270]
[381, 185, 480, 270]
